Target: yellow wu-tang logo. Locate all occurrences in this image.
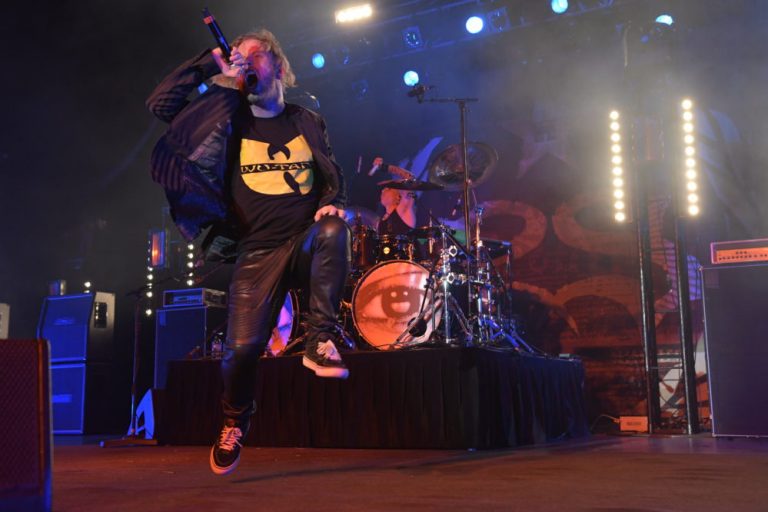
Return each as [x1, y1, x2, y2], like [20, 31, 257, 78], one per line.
[240, 135, 314, 195]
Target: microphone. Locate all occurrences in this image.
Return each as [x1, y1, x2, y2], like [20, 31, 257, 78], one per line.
[367, 161, 382, 177]
[407, 316, 428, 337]
[407, 84, 434, 98]
[202, 8, 257, 87]
[202, 8, 231, 58]
[450, 194, 463, 217]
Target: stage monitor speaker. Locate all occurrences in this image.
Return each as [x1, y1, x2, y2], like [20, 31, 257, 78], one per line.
[0, 303, 9, 339]
[154, 306, 226, 388]
[702, 263, 768, 437]
[37, 292, 115, 363]
[0, 339, 52, 512]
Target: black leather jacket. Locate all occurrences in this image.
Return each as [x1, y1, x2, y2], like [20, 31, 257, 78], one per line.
[146, 49, 347, 260]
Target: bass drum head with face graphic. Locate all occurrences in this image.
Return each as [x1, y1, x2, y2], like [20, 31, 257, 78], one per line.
[351, 260, 439, 350]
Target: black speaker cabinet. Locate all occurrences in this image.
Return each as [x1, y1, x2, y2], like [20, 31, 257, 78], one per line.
[37, 292, 115, 363]
[154, 306, 226, 388]
[50, 362, 112, 434]
[702, 263, 768, 437]
[0, 339, 52, 512]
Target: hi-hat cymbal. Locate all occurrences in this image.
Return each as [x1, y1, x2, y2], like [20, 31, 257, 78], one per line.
[428, 142, 498, 191]
[377, 179, 445, 191]
[343, 206, 380, 229]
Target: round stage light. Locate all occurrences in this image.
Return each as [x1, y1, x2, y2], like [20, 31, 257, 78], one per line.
[655, 14, 674, 26]
[403, 70, 420, 86]
[551, 0, 569, 14]
[311, 53, 326, 69]
[465, 16, 484, 34]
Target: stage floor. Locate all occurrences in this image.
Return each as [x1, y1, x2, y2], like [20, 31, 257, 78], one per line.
[51, 434, 768, 511]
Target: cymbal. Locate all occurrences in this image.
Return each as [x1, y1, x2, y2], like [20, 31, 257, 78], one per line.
[428, 142, 498, 191]
[343, 206, 379, 229]
[377, 179, 445, 191]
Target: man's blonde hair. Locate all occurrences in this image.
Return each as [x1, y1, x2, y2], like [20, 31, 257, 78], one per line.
[232, 29, 296, 88]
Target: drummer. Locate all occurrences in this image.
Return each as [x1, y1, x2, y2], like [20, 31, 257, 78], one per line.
[372, 157, 417, 236]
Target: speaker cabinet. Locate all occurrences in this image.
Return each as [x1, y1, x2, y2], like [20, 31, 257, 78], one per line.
[37, 293, 115, 363]
[154, 306, 226, 388]
[50, 363, 112, 434]
[702, 264, 768, 437]
[0, 339, 52, 512]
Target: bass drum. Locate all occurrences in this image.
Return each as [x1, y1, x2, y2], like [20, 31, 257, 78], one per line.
[266, 290, 300, 356]
[352, 260, 440, 350]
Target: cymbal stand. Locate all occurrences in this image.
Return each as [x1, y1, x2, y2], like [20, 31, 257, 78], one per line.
[468, 206, 534, 352]
[391, 222, 470, 348]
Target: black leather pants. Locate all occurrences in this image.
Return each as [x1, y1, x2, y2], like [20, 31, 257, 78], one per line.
[221, 215, 350, 420]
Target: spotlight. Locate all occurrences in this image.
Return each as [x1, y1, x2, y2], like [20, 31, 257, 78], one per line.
[311, 53, 326, 69]
[465, 15, 484, 34]
[84, 281, 92, 289]
[403, 70, 420, 87]
[551, 0, 569, 15]
[655, 14, 674, 26]
[187, 243, 194, 251]
[335, 4, 373, 24]
[186, 279, 194, 287]
[402, 26, 423, 49]
[145, 308, 153, 317]
[146, 291, 153, 298]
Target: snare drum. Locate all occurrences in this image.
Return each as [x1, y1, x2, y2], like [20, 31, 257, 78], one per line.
[351, 260, 440, 350]
[376, 234, 414, 262]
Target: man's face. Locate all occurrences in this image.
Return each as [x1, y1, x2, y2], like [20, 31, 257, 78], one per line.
[381, 188, 400, 207]
[236, 39, 281, 97]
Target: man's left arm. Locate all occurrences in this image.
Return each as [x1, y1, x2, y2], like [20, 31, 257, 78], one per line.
[314, 116, 347, 221]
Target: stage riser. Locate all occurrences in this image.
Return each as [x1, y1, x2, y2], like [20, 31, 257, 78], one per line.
[159, 348, 589, 449]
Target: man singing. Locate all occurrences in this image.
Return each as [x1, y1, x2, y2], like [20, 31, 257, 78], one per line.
[146, 29, 350, 475]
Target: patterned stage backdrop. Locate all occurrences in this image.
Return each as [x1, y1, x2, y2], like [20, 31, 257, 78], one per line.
[381, 106, 723, 428]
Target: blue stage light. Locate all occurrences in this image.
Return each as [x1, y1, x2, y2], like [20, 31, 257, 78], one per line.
[403, 70, 420, 87]
[655, 14, 674, 26]
[311, 53, 326, 69]
[465, 16, 484, 34]
[551, 0, 568, 14]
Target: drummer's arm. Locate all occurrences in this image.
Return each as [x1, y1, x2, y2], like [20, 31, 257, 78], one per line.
[397, 192, 417, 228]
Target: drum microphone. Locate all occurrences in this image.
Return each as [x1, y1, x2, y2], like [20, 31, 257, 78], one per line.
[450, 194, 463, 217]
[202, 8, 257, 87]
[407, 84, 434, 98]
[407, 316, 428, 337]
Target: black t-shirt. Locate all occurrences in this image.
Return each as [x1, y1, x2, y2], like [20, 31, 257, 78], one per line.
[232, 110, 320, 252]
[378, 209, 412, 236]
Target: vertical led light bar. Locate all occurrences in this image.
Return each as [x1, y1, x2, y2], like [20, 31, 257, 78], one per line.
[680, 99, 699, 216]
[186, 243, 195, 286]
[609, 110, 627, 222]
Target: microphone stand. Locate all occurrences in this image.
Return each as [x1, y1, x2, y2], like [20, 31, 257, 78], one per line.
[100, 264, 225, 448]
[415, 94, 479, 343]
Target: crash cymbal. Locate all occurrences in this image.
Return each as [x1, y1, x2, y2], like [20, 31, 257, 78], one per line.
[428, 142, 498, 191]
[377, 179, 445, 191]
[343, 206, 380, 229]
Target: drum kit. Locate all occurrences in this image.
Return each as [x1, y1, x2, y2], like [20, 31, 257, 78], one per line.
[267, 144, 536, 356]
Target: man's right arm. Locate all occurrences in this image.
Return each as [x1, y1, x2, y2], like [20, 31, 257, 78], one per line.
[146, 49, 222, 123]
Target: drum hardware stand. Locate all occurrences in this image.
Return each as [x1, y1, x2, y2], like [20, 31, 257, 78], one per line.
[390, 222, 471, 349]
[466, 207, 536, 353]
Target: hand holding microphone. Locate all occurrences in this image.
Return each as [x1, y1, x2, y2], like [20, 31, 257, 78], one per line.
[203, 8, 257, 86]
[368, 156, 384, 176]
